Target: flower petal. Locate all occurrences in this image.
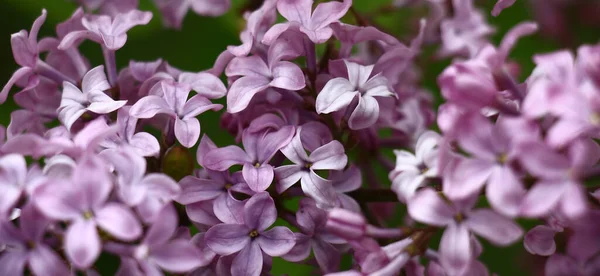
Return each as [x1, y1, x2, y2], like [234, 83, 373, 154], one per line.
[310, 140, 347, 170]
[439, 222, 472, 276]
[129, 95, 173, 119]
[242, 163, 274, 192]
[29, 244, 71, 276]
[258, 226, 296, 256]
[175, 117, 201, 148]
[466, 209, 523, 246]
[315, 78, 356, 114]
[270, 61, 306, 91]
[231, 241, 263, 276]
[205, 223, 250, 255]
[274, 165, 303, 194]
[203, 145, 251, 171]
[407, 188, 455, 226]
[348, 94, 380, 130]
[65, 219, 101, 268]
[152, 240, 204, 273]
[95, 203, 142, 241]
[524, 225, 557, 256]
[244, 192, 277, 231]
[301, 172, 336, 208]
[226, 76, 270, 113]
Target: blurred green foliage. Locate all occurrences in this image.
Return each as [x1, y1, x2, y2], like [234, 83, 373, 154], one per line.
[0, 0, 598, 275]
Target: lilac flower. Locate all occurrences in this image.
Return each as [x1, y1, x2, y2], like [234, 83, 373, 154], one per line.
[263, 0, 352, 44]
[130, 79, 222, 147]
[390, 131, 440, 202]
[203, 126, 294, 192]
[443, 114, 540, 217]
[58, 65, 126, 130]
[316, 60, 395, 130]
[283, 198, 345, 273]
[33, 155, 142, 268]
[59, 9, 152, 51]
[0, 204, 70, 276]
[111, 204, 208, 274]
[275, 125, 348, 207]
[100, 148, 180, 222]
[2, 9, 76, 104]
[101, 107, 160, 157]
[438, 0, 494, 57]
[408, 188, 523, 275]
[227, 0, 278, 57]
[225, 44, 305, 113]
[153, 0, 231, 29]
[438, 22, 538, 114]
[0, 154, 44, 218]
[205, 192, 296, 276]
[517, 139, 597, 219]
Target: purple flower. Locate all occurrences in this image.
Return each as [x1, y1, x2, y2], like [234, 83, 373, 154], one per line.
[33, 155, 142, 268]
[0, 204, 70, 276]
[203, 125, 294, 192]
[111, 204, 208, 274]
[130, 79, 222, 147]
[227, 0, 278, 57]
[0, 154, 44, 218]
[101, 106, 160, 157]
[438, 0, 494, 57]
[205, 192, 296, 276]
[2, 10, 75, 104]
[517, 139, 597, 219]
[283, 198, 345, 273]
[408, 188, 523, 275]
[225, 44, 305, 113]
[443, 114, 540, 217]
[263, 0, 352, 44]
[153, 0, 231, 29]
[59, 9, 152, 51]
[316, 60, 395, 130]
[390, 131, 441, 203]
[275, 124, 347, 207]
[100, 148, 181, 222]
[58, 65, 126, 130]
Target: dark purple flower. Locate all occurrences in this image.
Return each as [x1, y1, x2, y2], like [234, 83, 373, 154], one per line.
[283, 198, 345, 273]
[203, 125, 294, 192]
[225, 42, 305, 113]
[205, 192, 296, 276]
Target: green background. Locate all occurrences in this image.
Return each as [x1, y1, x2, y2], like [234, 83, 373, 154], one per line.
[1, 0, 598, 275]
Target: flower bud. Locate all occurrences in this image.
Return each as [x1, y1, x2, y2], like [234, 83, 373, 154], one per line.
[326, 208, 366, 240]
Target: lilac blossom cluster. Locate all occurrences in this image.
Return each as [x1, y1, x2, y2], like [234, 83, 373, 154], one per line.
[1, 0, 599, 275]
